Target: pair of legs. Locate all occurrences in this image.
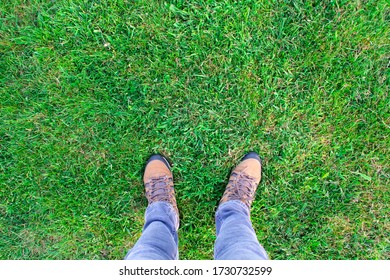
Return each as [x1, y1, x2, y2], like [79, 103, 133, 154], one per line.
[125, 152, 268, 260]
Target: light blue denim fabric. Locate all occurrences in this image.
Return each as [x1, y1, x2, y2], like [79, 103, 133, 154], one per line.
[124, 202, 179, 260]
[125, 200, 267, 260]
[214, 200, 268, 260]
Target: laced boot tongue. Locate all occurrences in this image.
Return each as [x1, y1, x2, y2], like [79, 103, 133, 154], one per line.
[236, 181, 251, 197]
[231, 179, 251, 199]
[222, 172, 257, 208]
[148, 177, 169, 201]
[151, 187, 169, 201]
[154, 181, 167, 188]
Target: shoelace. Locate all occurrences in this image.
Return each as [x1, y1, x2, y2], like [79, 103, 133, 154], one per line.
[146, 175, 174, 203]
[225, 172, 256, 201]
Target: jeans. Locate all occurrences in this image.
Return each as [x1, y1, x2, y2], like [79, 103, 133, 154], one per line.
[125, 200, 268, 260]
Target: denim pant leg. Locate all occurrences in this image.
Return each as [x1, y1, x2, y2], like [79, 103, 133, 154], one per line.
[125, 202, 179, 260]
[214, 200, 268, 260]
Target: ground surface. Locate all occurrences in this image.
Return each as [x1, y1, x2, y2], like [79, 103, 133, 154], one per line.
[1, 0, 389, 259]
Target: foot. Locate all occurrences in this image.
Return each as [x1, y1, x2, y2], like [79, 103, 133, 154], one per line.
[219, 152, 262, 209]
[143, 154, 179, 217]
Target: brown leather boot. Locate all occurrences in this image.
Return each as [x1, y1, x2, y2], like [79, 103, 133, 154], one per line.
[143, 154, 179, 217]
[219, 152, 262, 209]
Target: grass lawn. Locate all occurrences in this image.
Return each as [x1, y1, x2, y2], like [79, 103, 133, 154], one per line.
[0, 0, 389, 259]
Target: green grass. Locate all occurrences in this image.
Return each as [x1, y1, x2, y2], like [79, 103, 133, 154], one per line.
[0, 0, 389, 259]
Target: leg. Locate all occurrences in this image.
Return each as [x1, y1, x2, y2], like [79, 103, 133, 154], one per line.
[214, 152, 268, 260]
[125, 202, 179, 260]
[214, 200, 267, 260]
[124, 154, 180, 260]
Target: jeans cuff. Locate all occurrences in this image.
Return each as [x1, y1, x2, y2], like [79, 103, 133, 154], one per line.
[146, 201, 180, 231]
[217, 199, 250, 214]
